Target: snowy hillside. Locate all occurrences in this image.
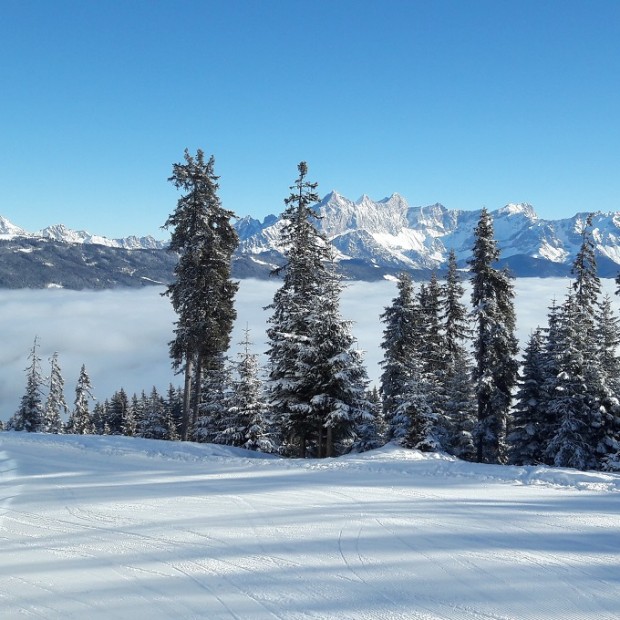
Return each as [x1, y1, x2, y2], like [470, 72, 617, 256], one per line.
[1, 432, 619, 619]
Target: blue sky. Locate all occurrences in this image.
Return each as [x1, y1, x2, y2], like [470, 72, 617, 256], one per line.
[1, 0, 619, 239]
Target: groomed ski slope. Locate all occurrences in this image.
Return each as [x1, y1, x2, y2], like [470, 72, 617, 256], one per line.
[1, 433, 619, 619]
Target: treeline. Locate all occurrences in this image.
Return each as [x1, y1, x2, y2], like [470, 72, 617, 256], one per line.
[4, 151, 620, 472]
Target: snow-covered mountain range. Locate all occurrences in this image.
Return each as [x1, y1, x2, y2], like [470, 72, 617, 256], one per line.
[234, 192, 620, 279]
[2, 193, 620, 288]
[0, 216, 166, 250]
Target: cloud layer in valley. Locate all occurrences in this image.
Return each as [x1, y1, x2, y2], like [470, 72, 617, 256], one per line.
[1, 278, 619, 423]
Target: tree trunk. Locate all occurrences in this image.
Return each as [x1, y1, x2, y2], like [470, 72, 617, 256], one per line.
[326, 426, 333, 458]
[191, 356, 203, 430]
[181, 356, 193, 441]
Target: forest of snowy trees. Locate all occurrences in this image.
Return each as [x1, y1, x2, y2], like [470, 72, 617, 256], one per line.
[4, 152, 620, 472]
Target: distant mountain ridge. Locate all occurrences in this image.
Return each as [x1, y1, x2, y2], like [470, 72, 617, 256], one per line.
[2, 194, 620, 288]
[233, 192, 620, 280]
[0, 216, 166, 250]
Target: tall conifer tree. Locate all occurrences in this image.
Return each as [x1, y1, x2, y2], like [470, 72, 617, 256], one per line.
[68, 364, 95, 435]
[43, 352, 67, 434]
[12, 338, 45, 432]
[379, 272, 417, 442]
[163, 149, 239, 440]
[469, 208, 519, 464]
[267, 162, 370, 457]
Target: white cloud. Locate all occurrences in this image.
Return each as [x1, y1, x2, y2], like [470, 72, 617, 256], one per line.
[2, 278, 619, 423]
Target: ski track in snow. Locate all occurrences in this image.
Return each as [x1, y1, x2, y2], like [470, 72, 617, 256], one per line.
[0, 433, 619, 619]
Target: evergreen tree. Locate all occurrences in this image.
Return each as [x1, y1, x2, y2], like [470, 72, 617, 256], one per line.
[92, 402, 108, 435]
[441, 350, 476, 460]
[440, 251, 475, 459]
[219, 328, 274, 452]
[380, 272, 441, 451]
[67, 364, 95, 435]
[43, 352, 67, 434]
[351, 387, 385, 453]
[266, 163, 372, 458]
[105, 389, 129, 435]
[138, 387, 175, 440]
[572, 213, 601, 320]
[307, 256, 373, 457]
[595, 296, 620, 469]
[11, 338, 45, 432]
[532, 298, 564, 465]
[379, 272, 417, 441]
[128, 393, 143, 436]
[442, 250, 471, 356]
[544, 293, 598, 469]
[266, 162, 328, 457]
[469, 208, 519, 464]
[193, 355, 234, 443]
[165, 384, 183, 439]
[401, 368, 440, 452]
[163, 149, 239, 440]
[508, 329, 547, 465]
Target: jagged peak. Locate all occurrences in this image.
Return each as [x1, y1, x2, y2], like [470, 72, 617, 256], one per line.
[497, 203, 538, 220]
[355, 193, 374, 205]
[320, 190, 347, 205]
[378, 192, 409, 206]
[0, 215, 27, 236]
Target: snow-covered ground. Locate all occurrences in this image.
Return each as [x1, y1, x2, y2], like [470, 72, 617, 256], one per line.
[1, 432, 619, 619]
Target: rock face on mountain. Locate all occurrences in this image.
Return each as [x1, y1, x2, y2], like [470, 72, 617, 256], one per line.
[2, 194, 620, 288]
[233, 193, 620, 279]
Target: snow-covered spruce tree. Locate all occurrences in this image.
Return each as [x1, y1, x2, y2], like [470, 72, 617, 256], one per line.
[442, 250, 471, 358]
[379, 272, 417, 442]
[417, 273, 445, 414]
[595, 296, 620, 469]
[508, 328, 548, 465]
[127, 393, 143, 435]
[440, 250, 475, 459]
[351, 387, 385, 453]
[569, 215, 616, 468]
[267, 162, 372, 457]
[163, 149, 239, 440]
[572, 213, 601, 320]
[379, 272, 439, 451]
[398, 277, 443, 452]
[534, 298, 564, 465]
[266, 162, 328, 457]
[306, 252, 374, 457]
[67, 364, 95, 435]
[138, 387, 176, 440]
[43, 351, 67, 434]
[469, 208, 519, 464]
[92, 402, 108, 435]
[165, 384, 183, 439]
[193, 354, 234, 443]
[11, 338, 45, 432]
[542, 220, 618, 470]
[104, 388, 129, 435]
[218, 327, 274, 452]
[544, 292, 599, 469]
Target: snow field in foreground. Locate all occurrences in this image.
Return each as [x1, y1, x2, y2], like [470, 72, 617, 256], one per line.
[0, 433, 619, 620]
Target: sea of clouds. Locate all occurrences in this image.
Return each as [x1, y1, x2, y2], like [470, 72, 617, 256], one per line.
[1, 277, 619, 422]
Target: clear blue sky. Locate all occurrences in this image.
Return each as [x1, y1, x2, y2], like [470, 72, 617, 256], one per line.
[1, 0, 619, 239]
